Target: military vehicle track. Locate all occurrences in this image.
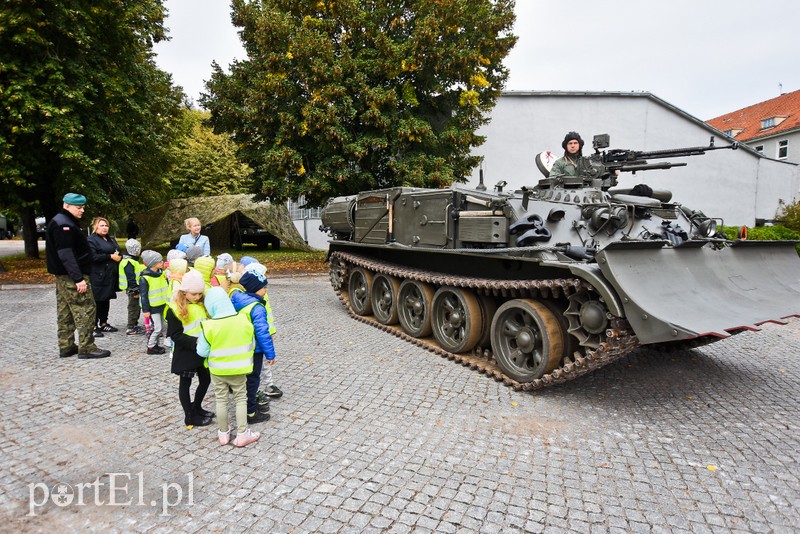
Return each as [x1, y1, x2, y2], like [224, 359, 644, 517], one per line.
[330, 251, 641, 391]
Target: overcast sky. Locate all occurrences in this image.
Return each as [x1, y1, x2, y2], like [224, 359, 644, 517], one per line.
[154, 0, 800, 120]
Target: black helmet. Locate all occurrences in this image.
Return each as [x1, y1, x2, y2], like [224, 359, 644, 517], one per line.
[561, 131, 584, 150]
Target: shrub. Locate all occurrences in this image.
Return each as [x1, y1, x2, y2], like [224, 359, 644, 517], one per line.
[720, 224, 800, 255]
[777, 199, 800, 233]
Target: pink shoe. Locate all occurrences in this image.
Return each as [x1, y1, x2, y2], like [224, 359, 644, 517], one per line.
[218, 430, 230, 446]
[232, 428, 260, 447]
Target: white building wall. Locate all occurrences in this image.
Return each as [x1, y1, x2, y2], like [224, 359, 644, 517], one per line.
[745, 130, 800, 164]
[468, 92, 799, 226]
[292, 218, 329, 250]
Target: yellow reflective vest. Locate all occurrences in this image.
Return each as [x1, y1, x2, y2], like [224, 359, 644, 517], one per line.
[169, 278, 185, 296]
[166, 301, 207, 338]
[200, 311, 255, 376]
[264, 294, 276, 336]
[118, 258, 144, 290]
[143, 273, 169, 308]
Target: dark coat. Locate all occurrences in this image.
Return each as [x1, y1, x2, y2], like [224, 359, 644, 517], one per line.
[87, 233, 120, 301]
[45, 210, 92, 281]
[165, 306, 206, 374]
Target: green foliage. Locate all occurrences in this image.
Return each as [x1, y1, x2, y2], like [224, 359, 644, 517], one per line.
[0, 0, 184, 221]
[720, 224, 800, 255]
[202, 0, 517, 207]
[720, 225, 800, 241]
[166, 109, 253, 197]
[777, 199, 800, 233]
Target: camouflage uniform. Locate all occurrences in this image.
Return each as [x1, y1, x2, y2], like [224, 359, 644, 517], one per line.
[549, 154, 593, 178]
[46, 206, 98, 354]
[549, 131, 591, 179]
[55, 274, 98, 353]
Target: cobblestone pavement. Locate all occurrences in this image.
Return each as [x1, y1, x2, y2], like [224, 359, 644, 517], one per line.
[1, 275, 798, 533]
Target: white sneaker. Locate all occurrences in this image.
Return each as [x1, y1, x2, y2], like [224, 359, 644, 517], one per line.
[232, 428, 260, 447]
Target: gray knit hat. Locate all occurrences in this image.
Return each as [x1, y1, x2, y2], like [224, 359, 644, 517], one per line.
[185, 246, 203, 264]
[125, 238, 142, 257]
[141, 250, 163, 269]
[166, 248, 187, 262]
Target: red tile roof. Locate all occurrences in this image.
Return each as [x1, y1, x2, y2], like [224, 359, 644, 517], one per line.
[707, 89, 800, 142]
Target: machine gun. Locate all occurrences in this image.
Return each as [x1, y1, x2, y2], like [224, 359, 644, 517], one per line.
[591, 134, 738, 174]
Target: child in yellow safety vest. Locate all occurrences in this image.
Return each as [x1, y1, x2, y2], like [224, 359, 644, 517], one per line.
[166, 258, 188, 296]
[119, 239, 145, 335]
[165, 270, 214, 429]
[140, 250, 169, 355]
[192, 255, 215, 291]
[209, 253, 234, 291]
[197, 286, 260, 447]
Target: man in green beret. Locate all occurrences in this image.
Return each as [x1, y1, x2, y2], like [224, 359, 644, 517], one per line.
[45, 193, 111, 359]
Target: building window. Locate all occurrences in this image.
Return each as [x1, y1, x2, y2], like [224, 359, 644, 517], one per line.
[761, 117, 775, 129]
[777, 140, 788, 159]
[754, 145, 764, 154]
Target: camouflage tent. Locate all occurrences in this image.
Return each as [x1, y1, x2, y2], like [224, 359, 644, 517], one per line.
[134, 194, 311, 251]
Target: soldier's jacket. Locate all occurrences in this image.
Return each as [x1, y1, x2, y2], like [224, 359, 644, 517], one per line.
[46, 209, 92, 281]
[549, 155, 593, 178]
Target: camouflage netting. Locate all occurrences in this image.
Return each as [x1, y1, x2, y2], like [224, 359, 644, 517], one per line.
[135, 194, 311, 251]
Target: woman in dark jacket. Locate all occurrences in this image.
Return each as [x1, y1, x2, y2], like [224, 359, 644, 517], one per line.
[88, 217, 122, 335]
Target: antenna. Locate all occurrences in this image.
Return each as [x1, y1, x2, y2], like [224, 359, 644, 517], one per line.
[779, 82, 783, 95]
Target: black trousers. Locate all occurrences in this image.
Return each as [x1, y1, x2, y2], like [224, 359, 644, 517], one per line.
[95, 299, 110, 326]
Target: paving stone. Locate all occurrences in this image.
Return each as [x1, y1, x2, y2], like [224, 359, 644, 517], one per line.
[2, 278, 799, 532]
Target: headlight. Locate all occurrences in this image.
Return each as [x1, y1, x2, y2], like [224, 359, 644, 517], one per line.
[698, 219, 717, 237]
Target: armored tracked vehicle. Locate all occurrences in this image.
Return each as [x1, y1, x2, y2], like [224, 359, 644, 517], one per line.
[321, 135, 800, 390]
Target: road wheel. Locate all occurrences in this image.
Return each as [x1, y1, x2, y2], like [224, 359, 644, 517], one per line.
[431, 286, 483, 353]
[348, 267, 373, 316]
[491, 299, 564, 382]
[397, 280, 435, 338]
[371, 274, 401, 325]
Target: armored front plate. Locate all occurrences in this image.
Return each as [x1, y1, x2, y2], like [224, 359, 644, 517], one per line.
[597, 242, 800, 344]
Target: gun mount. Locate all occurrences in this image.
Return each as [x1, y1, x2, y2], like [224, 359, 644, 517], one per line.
[538, 134, 739, 191]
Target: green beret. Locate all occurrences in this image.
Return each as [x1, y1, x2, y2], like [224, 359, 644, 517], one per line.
[62, 193, 87, 206]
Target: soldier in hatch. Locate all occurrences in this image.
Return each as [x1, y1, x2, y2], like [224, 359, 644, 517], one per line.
[549, 131, 593, 178]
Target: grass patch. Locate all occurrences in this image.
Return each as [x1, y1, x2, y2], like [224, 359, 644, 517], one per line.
[0, 253, 54, 285]
[0, 247, 328, 285]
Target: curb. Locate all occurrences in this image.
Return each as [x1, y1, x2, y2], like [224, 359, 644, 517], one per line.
[0, 283, 52, 291]
[0, 274, 327, 290]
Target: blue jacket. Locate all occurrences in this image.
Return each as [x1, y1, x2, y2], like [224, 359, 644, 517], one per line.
[230, 289, 277, 361]
[178, 232, 210, 256]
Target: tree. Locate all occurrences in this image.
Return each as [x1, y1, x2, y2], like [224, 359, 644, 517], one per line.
[166, 109, 253, 197]
[0, 1, 184, 257]
[202, 0, 517, 207]
[778, 198, 800, 233]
